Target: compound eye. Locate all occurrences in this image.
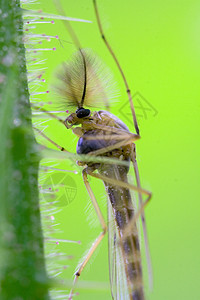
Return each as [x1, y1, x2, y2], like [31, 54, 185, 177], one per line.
[76, 108, 90, 118]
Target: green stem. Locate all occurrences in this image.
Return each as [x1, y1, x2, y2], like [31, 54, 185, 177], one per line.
[0, 1, 50, 299]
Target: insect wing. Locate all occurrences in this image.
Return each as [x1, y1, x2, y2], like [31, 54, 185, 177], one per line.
[107, 199, 129, 300]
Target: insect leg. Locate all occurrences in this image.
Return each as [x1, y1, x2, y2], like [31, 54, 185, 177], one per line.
[93, 0, 140, 135]
[83, 130, 152, 272]
[68, 167, 107, 299]
[87, 169, 151, 245]
[87, 169, 151, 299]
[33, 126, 69, 152]
[131, 145, 153, 289]
[87, 131, 140, 157]
[87, 171, 151, 203]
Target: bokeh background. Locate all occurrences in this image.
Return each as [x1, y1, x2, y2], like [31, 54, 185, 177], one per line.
[25, 1, 200, 299]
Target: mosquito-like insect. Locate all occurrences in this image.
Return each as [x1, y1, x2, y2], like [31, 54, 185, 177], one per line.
[33, 1, 152, 299]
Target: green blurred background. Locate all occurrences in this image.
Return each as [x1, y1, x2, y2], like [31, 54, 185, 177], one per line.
[26, 0, 200, 299]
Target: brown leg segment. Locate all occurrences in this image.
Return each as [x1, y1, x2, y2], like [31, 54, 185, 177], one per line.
[68, 167, 107, 299]
[131, 145, 153, 289]
[93, 0, 140, 135]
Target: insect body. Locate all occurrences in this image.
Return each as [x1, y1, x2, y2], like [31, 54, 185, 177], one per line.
[65, 106, 145, 299]
[37, 1, 152, 299]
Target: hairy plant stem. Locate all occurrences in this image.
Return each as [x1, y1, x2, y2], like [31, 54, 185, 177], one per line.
[0, 1, 50, 299]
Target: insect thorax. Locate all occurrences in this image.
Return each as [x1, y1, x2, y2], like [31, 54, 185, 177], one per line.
[75, 110, 132, 168]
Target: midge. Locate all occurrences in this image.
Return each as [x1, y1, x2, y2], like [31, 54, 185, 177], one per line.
[39, 1, 152, 299]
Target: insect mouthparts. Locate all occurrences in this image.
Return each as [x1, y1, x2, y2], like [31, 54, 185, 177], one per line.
[76, 107, 91, 118]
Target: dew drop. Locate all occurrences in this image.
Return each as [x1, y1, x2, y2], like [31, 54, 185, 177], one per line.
[13, 118, 21, 127]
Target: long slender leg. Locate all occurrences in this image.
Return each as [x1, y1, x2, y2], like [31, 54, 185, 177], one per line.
[34, 131, 107, 298]
[34, 126, 107, 290]
[68, 167, 107, 299]
[87, 170, 151, 235]
[87, 169, 151, 240]
[87, 132, 139, 157]
[87, 167, 151, 298]
[93, 0, 140, 135]
[33, 126, 69, 152]
[88, 171, 150, 199]
[131, 145, 153, 289]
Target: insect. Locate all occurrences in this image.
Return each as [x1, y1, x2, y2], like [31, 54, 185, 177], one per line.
[33, 1, 152, 299]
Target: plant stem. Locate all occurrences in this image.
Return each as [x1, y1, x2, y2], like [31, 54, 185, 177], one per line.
[0, 1, 50, 299]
